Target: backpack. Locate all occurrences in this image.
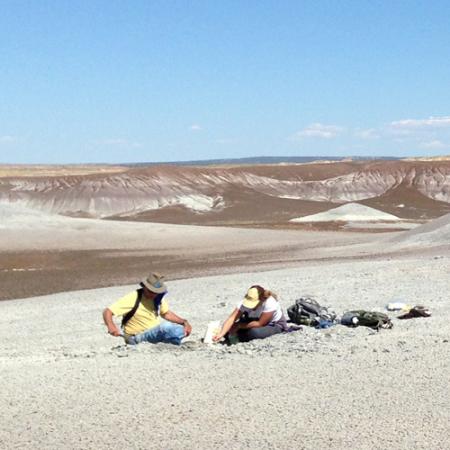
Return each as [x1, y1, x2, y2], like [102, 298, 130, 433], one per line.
[341, 310, 393, 331]
[287, 297, 336, 326]
[121, 289, 166, 328]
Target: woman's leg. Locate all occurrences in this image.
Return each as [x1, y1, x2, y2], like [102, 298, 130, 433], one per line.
[237, 325, 283, 343]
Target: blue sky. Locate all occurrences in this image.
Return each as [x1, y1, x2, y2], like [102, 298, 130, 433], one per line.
[1, 0, 450, 163]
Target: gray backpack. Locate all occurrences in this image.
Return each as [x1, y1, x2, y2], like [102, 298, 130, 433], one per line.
[287, 297, 336, 326]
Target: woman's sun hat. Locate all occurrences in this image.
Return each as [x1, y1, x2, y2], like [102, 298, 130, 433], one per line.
[242, 287, 260, 309]
[140, 272, 167, 294]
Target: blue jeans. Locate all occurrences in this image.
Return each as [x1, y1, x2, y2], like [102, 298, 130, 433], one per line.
[127, 322, 185, 346]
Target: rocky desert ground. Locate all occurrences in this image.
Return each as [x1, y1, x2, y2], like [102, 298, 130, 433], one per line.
[1, 161, 449, 449]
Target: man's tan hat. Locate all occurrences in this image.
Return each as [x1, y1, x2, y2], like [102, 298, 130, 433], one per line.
[140, 272, 167, 294]
[242, 287, 260, 309]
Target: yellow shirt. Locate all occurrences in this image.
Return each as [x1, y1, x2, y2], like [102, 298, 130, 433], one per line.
[109, 290, 169, 336]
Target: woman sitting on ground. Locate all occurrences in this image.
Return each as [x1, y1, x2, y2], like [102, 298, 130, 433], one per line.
[213, 285, 288, 343]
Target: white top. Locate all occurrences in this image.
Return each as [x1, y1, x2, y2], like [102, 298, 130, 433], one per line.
[236, 296, 283, 323]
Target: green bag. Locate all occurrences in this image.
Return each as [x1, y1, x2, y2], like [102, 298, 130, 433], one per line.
[343, 310, 393, 330]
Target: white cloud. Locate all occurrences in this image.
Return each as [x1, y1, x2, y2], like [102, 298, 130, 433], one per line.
[390, 116, 450, 130]
[288, 117, 450, 145]
[293, 123, 344, 139]
[354, 128, 380, 140]
[0, 135, 18, 144]
[189, 124, 202, 131]
[420, 139, 447, 149]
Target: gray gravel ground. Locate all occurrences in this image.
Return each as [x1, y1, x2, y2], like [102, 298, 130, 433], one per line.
[1, 254, 449, 450]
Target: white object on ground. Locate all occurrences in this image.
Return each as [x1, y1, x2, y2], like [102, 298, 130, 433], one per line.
[386, 302, 411, 311]
[203, 320, 221, 344]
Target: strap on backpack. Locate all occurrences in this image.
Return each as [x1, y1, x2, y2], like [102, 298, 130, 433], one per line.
[121, 288, 143, 328]
[121, 289, 167, 329]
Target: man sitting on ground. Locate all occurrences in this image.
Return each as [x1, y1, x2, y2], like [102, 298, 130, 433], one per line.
[103, 272, 192, 345]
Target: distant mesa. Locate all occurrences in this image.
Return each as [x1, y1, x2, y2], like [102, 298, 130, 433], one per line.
[290, 203, 401, 223]
[403, 155, 450, 162]
[123, 155, 401, 167]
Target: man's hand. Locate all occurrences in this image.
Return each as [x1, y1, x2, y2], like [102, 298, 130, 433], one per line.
[103, 308, 122, 337]
[162, 310, 192, 336]
[183, 321, 192, 337]
[107, 326, 122, 337]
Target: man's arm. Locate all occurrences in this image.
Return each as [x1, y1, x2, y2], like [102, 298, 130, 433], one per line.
[103, 308, 122, 336]
[161, 310, 192, 336]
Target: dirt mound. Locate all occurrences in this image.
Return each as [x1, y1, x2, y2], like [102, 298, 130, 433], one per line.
[391, 212, 450, 246]
[290, 203, 401, 222]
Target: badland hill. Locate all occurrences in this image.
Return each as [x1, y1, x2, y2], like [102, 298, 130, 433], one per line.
[1, 160, 450, 225]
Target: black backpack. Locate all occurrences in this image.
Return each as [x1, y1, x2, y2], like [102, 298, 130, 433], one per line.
[287, 297, 336, 326]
